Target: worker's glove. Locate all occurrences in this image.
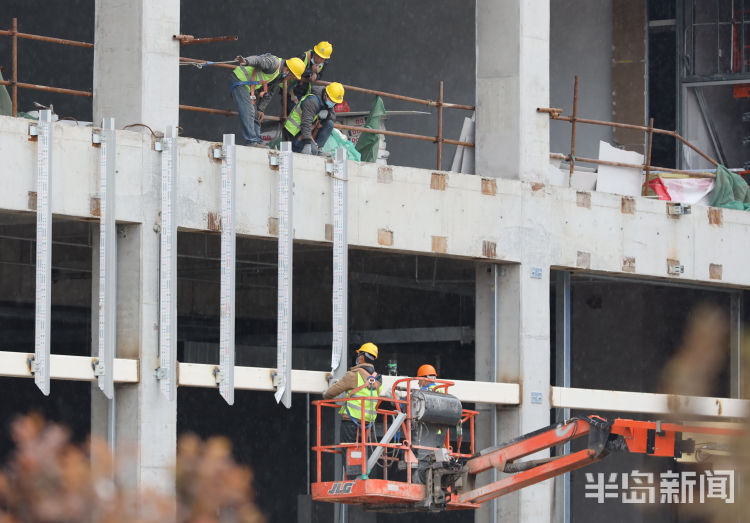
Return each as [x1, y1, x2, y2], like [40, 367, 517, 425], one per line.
[317, 109, 329, 120]
[235, 55, 248, 66]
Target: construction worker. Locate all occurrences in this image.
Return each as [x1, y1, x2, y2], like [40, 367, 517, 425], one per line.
[230, 54, 305, 146]
[323, 342, 383, 462]
[282, 82, 345, 155]
[417, 364, 440, 391]
[285, 41, 333, 109]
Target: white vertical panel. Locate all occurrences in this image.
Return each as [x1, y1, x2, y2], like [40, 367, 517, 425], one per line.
[331, 148, 348, 379]
[275, 142, 293, 408]
[34, 110, 53, 396]
[97, 117, 117, 399]
[159, 126, 179, 401]
[219, 134, 236, 405]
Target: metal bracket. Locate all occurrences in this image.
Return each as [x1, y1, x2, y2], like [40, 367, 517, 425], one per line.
[268, 151, 280, 168]
[211, 145, 225, 160]
[325, 160, 334, 174]
[530, 267, 543, 279]
[28, 123, 39, 137]
[91, 130, 102, 146]
[213, 367, 224, 386]
[92, 359, 106, 377]
[271, 370, 281, 388]
[530, 391, 543, 404]
[153, 140, 164, 152]
[154, 367, 168, 380]
[27, 355, 40, 375]
[667, 262, 685, 276]
[667, 202, 691, 216]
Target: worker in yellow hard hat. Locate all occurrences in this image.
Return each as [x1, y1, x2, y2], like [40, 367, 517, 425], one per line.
[283, 82, 345, 155]
[230, 53, 304, 147]
[323, 342, 383, 476]
[285, 41, 333, 109]
[417, 364, 440, 391]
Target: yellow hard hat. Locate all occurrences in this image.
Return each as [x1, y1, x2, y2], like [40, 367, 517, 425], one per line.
[285, 57, 305, 80]
[325, 82, 345, 104]
[313, 41, 333, 59]
[357, 342, 378, 360]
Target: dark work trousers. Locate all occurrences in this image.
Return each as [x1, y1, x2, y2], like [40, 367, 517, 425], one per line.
[341, 418, 369, 479]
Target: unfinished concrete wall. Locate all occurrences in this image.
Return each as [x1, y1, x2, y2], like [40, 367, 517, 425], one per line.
[549, 0, 613, 159]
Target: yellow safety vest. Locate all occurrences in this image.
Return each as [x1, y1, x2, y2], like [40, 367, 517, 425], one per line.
[339, 370, 382, 423]
[284, 92, 321, 136]
[232, 59, 280, 96]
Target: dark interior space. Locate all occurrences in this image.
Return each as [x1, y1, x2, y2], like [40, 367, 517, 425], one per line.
[0, 379, 91, 462]
[0, 214, 92, 356]
[648, 0, 677, 168]
[177, 232, 476, 381]
[552, 274, 734, 397]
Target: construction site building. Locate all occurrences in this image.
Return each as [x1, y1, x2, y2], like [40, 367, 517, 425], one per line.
[0, 1, 748, 522]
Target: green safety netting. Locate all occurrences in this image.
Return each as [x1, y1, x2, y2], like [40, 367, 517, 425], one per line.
[354, 96, 386, 163]
[710, 164, 750, 211]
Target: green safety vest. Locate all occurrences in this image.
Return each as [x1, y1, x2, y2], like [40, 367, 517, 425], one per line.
[283, 92, 321, 136]
[232, 58, 280, 96]
[339, 370, 382, 423]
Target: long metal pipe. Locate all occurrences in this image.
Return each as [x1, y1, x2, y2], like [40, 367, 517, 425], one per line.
[549, 152, 716, 178]
[335, 123, 475, 147]
[313, 79, 475, 110]
[0, 80, 92, 97]
[11, 18, 18, 117]
[540, 109, 719, 167]
[0, 27, 93, 48]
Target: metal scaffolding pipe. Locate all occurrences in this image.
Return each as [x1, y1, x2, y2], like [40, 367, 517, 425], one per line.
[0, 80, 92, 98]
[0, 27, 93, 48]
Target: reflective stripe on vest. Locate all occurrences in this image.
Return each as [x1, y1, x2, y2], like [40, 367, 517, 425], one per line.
[338, 370, 382, 423]
[232, 59, 281, 96]
[284, 93, 321, 136]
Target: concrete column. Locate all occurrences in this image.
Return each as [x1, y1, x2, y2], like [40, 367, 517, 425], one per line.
[475, 0, 550, 181]
[475, 262, 552, 523]
[93, 0, 180, 129]
[92, 220, 175, 493]
[91, 131, 175, 493]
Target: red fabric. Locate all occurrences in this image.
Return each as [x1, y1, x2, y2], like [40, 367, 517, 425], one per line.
[334, 100, 350, 113]
[648, 177, 672, 200]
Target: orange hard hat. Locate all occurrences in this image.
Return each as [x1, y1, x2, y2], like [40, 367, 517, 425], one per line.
[417, 364, 437, 377]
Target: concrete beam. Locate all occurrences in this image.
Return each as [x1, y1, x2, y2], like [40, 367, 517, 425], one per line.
[3, 116, 750, 287]
[551, 386, 750, 419]
[177, 362, 521, 405]
[0, 350, 138, 382]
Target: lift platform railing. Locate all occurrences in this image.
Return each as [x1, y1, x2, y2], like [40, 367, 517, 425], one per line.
[312, 377, 477, 488]
[539, 75, 723, 195]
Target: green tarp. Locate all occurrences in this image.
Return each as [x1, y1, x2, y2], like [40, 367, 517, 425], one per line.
[0, 70, 12, 116]
[321, 128, 361, 161]
[354, 96, 386, 163]
[710, 164, 750, 211]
